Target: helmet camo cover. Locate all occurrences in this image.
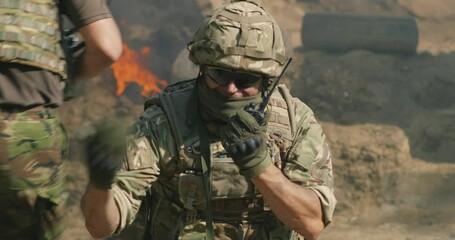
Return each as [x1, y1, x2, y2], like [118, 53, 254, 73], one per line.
[188, 0, 287, 78]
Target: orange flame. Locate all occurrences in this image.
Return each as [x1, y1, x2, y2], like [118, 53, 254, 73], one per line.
[111, 44, 167, 96]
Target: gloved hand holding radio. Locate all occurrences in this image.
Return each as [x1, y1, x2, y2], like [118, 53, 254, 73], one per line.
[85, 118, 127, 190]
[221, 109, 272, 178]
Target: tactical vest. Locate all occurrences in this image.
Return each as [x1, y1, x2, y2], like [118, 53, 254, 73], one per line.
[0, 0, 66, 78]
[142, 79, 303, 240]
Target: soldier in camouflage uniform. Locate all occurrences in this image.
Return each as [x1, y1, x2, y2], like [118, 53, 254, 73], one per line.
[0, 0, 122, 239]
[82, 1, 336, 239]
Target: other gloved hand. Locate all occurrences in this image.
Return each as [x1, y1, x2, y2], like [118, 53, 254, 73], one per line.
[221, 109, 271, 178]
[85, 118, 128, 190]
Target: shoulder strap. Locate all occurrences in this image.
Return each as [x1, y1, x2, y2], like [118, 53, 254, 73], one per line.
[143, 79, 199, 151]
[277, 84, 296, 137]
[199, 124, 215, 240]
[266, 83, 296, 142]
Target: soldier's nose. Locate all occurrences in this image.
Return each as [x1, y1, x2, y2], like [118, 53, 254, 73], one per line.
[225, 80, 239, 93]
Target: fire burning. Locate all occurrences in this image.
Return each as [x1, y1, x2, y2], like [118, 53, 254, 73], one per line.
[111, 44, 168, 97]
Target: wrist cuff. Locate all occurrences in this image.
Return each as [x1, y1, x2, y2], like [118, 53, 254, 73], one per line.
[240, 155, 272, 178]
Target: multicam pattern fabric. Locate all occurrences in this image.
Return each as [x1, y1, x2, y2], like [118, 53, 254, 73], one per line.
[188, 1, 287, 78]
[0, 108, 68, 240]
[0, 0, 67, 78]
[112, 84, 336, 240]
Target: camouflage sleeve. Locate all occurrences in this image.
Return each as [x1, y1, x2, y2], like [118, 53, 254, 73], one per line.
[282, 98, 337, 226]
[111, 106, 177, 233]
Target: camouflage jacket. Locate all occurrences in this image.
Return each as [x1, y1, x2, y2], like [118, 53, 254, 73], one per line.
[111, 80, 336, 239]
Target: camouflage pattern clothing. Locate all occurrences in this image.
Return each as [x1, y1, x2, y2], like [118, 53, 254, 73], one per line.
[111, 81, 336, 239]
[0, 107, 68, 240]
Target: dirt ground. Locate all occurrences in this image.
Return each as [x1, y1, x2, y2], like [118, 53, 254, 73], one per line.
[59, 0, 455, 239]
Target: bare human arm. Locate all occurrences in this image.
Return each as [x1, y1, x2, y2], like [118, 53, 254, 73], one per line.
[73, 17, 122, 81]
[81, 185, 120, 238]
[252, 165, 324, 240]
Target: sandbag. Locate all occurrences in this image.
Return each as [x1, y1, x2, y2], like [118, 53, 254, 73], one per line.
[301, 12, 419, 54]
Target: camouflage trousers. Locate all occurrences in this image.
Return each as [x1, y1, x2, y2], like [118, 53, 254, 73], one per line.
[0, 106, 69, 240]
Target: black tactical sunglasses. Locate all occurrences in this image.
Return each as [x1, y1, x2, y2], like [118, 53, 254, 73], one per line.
[205, 67, 265, 89]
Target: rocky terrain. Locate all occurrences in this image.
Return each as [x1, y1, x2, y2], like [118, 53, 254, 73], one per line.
[59, 0, 455, 239]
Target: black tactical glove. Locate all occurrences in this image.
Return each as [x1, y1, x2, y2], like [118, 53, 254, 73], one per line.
[85, 118, 127, 190]
[221, 109, 272, 178]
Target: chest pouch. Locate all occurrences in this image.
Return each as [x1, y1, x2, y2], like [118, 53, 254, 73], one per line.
[178, 141, 261, 207]
[211, 156, 260, 199]
[210, 141, 260, 200]
[178, 171, 206, 210]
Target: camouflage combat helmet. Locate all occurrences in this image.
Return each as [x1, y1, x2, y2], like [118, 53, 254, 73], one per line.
[187, 0, 287, 78]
